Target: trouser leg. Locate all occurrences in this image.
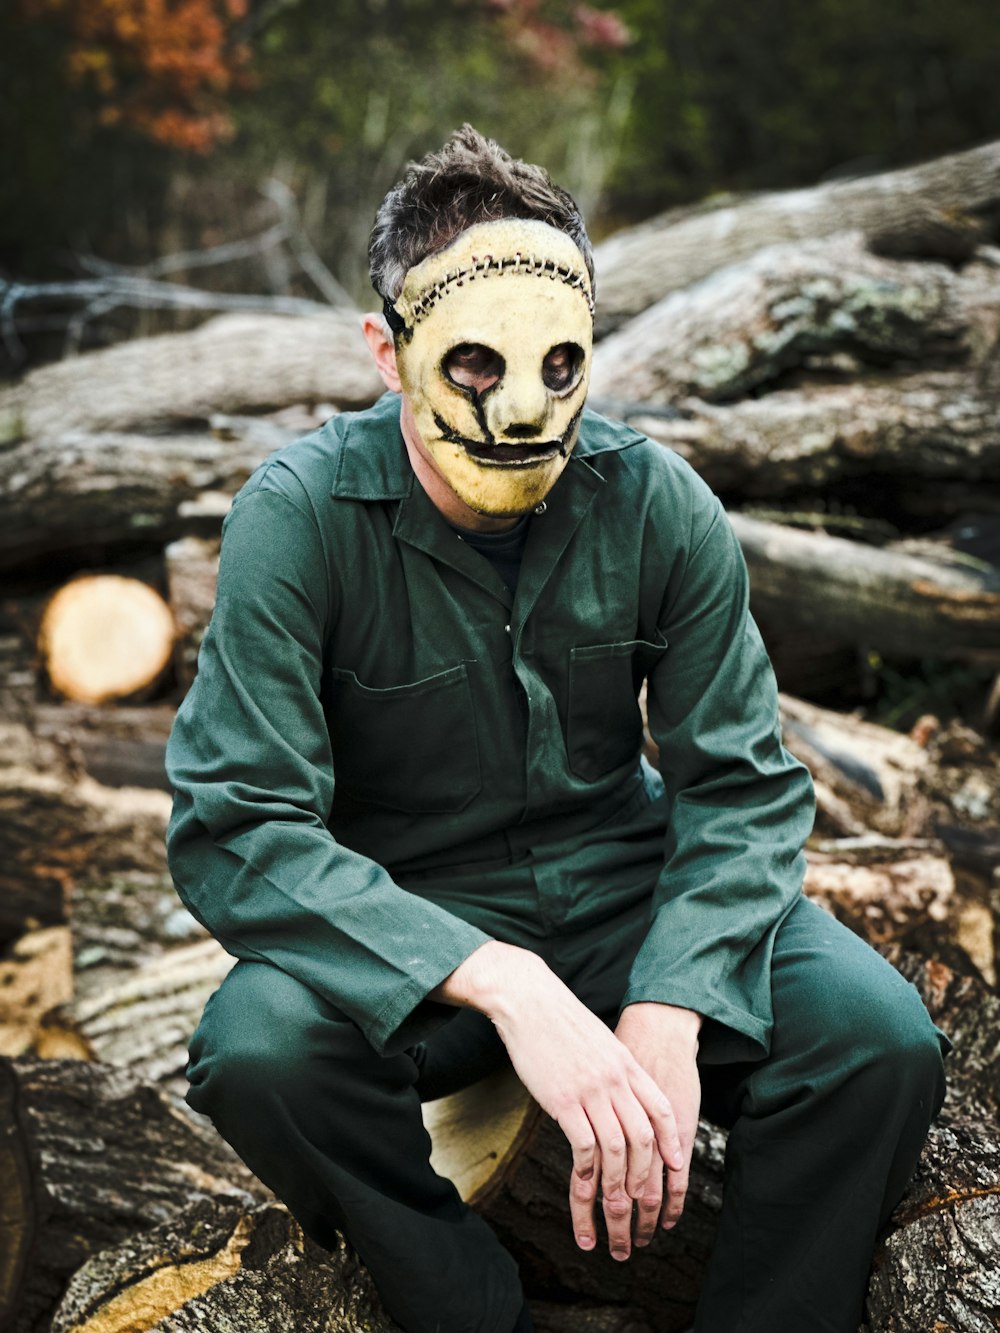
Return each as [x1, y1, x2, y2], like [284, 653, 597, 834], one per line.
[694, 898, 947, 1333]
[186, 960, 523, 1333]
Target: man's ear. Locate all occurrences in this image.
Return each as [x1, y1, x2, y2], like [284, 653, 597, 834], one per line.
[361, 313, 402, 392]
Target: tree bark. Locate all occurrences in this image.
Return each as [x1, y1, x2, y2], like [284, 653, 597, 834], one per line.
[48, 1200, 399, 1333]
[619, 368, 1000, 501]
[0, 1057, 263, 1333]
[864, 1114, 1000, 1333]
[590, 233, 976, 406]
[593, 140, 1000, 334]
[731, 513, 1000, 662]
[165, 535, 220, 691]
[0, 721, 170, 947]
[879, 947, 1000, 1124]
[0, 312, 381, 441]
[70, 937, 233, 1102]
[0, 428, 259, 573]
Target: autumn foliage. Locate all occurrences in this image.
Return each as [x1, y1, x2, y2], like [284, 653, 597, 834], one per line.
[19, 0, 250, 151]
[484, 0, 631, 74]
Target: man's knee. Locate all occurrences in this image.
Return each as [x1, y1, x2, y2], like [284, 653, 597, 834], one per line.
[186, 960, 364, 1121]
[856, 985, 946, 1113]
[771, 903, 947, 1111]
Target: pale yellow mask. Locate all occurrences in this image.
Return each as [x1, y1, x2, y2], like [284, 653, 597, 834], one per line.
[388, 219, 594, 517]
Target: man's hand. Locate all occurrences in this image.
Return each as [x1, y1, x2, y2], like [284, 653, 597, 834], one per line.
[431, 942, 686, 1261]
[614, 1002, 702, 1246]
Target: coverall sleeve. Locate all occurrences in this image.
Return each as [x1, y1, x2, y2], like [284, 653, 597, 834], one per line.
[165, 466, 491, 1056]
[622, 499, 815, 1061]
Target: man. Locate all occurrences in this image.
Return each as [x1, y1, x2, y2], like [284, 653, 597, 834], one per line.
[166, 126, 946, 1333]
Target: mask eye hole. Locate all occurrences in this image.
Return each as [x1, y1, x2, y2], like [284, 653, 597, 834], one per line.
[542, 342, 585, 393]
[443, 343, 505, 394]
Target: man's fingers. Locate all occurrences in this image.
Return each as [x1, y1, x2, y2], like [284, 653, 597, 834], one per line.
[632, 1072, 685, 1172]
[659, 1157, 690, 1231]
[585, 1099, 636, 1260]
[610, 1090, 658, 1200]
[634, 1166, 664, 1247]
[560, 1106, 599, 1251]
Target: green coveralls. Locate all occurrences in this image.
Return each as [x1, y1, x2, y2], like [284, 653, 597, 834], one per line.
[167, 392, 946, 1333]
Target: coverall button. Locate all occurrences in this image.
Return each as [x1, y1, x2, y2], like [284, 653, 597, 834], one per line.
[534, 501, 547, 515]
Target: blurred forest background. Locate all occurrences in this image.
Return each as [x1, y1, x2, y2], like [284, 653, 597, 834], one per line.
[4, 0, 1000, 367]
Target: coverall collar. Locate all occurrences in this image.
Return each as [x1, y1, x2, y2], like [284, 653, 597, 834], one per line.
[331, 392, 643, 614]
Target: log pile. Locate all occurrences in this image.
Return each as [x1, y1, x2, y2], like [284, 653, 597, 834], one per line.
[0, 140, 998, 1331]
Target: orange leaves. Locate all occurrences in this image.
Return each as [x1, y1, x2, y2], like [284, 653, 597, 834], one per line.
[19, 0, 249, 150]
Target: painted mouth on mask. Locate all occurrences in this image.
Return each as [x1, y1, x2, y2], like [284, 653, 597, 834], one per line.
[463, 440, 563, 466]
[433, 413, 566, 467]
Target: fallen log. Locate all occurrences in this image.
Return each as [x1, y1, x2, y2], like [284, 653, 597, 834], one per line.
[881, 947, 1000, 1123]
[0, 929, 73, 1059]
[0, 1057, 263, 1333]
[71, 937, 233, 1102]
[48, 1200, 399, 1333]
[619, 368, 1000, 500]
[0, 721, 170, 947]
[39, 575, 176, 705]
[804, 839, 954, 943]
[863, 1114, 1000, 1333]
[0, 311, 381, 441]
[777, 696, 931, 839]
[30, 701, 175, 791]
[732, 513, 1000, 662]
[805, 835, 997, 988]
[593, 139, 1000, 333]
[422, 1072, 724, 1331]
[10, 964, 998, 1333]
[590, 233, 968, 406]
[165, 535, 220, 691]
[0, 428, 253, 573]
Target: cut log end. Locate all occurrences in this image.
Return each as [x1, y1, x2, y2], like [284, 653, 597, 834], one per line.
[39, 576, 176, 705]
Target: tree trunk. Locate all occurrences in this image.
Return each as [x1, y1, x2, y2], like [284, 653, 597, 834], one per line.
[0, 930, 73, 1058]
[590, 233, 976, 406]
[0, 311, 381, 440]
[165, 536, 220, 691]
[618, 368, 1000, 500]
[804, 840, 955, 945]
[70, 937, 233, 1102]
[878, 947, 1000, 1124]
[593, 140, 1000, 333]
[31, 701, 175, 791]
[0, 428, 259, 573]
[864, 1114, 1000, 1333]
[0, 722, 170, 948]
[49, 1200, 400, 1333]
[39, 576, 176, 705]
[0, 1057, 263, 1332]
[732, 513, 1000, 662]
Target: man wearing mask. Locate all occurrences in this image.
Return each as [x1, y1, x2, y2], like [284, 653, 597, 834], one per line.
[166, 126, 946, 1333]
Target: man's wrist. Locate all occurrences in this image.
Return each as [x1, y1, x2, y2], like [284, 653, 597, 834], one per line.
[620, 1001, 704, 1047]
[429, 939, 545, 1020]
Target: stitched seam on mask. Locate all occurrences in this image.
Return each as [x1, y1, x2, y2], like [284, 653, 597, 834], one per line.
[406, 254, 594, 325]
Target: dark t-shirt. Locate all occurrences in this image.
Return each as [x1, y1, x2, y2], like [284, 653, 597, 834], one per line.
[449, 515, 531, 593]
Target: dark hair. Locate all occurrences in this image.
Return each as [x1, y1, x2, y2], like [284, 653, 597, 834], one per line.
[369, 124, 594, 301]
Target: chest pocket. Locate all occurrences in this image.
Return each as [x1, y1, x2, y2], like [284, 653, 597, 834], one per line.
[326, 663, 482, 813]
[567, 634, 668, 782]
